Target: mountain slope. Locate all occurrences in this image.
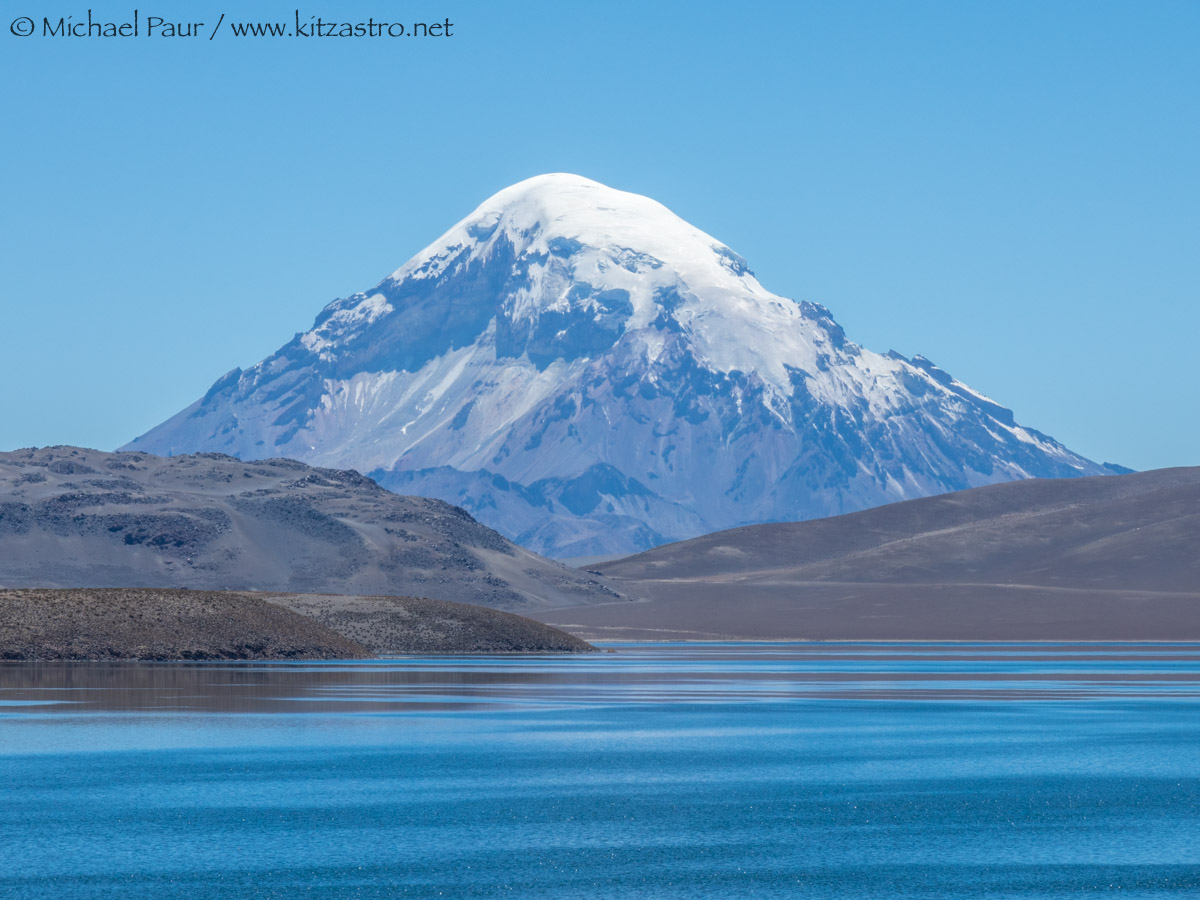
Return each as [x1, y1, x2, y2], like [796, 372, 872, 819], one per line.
[529, 467, 1200, 640]
[124, 174, 1123, 556]
[0, 446, 622, 609]
[597, 466, 1200, 590]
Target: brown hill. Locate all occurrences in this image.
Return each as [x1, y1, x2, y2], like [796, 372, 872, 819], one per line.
[532, 467, 1200, 640]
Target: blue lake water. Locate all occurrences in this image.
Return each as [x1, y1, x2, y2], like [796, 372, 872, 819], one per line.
[2, 643, 1199, 898]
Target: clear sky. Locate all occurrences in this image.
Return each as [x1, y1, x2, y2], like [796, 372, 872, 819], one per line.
[2, 0, 1196, 471]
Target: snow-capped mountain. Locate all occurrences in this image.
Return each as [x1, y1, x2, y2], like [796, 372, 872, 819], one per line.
[124, 174, 1124, 557]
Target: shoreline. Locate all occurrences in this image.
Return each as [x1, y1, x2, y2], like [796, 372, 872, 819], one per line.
[0, 588, 595, 661]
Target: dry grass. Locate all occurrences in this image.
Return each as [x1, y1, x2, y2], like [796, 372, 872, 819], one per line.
[0, 588, 371, 660]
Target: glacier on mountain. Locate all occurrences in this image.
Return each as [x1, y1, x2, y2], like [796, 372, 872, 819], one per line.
[124, 174, 1124, 556]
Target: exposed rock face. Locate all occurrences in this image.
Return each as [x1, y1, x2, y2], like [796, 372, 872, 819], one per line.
[123, 174, 1123, 557]
[0, 446, 622, 610]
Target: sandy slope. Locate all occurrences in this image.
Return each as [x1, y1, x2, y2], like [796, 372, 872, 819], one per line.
[532, 468, 1200, 640]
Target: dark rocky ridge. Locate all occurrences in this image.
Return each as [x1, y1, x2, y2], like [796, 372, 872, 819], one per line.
[0, 446, 624, 610]
[532, 467, 1200, 640]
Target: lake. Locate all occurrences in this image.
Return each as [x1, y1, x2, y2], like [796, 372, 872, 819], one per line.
[3, 643, 1199, 898]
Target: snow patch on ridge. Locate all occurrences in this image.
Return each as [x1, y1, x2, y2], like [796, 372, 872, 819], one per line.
[302, 293, 394, 357]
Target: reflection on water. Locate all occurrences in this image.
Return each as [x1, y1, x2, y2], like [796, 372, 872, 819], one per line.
[4, 642, 1200, 714]
[3, 644, 1200, 899]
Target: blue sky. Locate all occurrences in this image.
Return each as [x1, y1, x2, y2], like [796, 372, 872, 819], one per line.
[2, 0, 1196, 470]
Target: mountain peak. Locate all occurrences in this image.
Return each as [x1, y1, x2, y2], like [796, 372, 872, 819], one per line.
[125, 177, 1118, 557]
[369, 173, 814, 393]
[390, 173, 746, 297]
[449, 172, 681, 235]
[471, 172, 617, 209]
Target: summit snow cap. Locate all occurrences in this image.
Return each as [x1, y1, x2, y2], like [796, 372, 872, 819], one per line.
[306, 173, 827, 389]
